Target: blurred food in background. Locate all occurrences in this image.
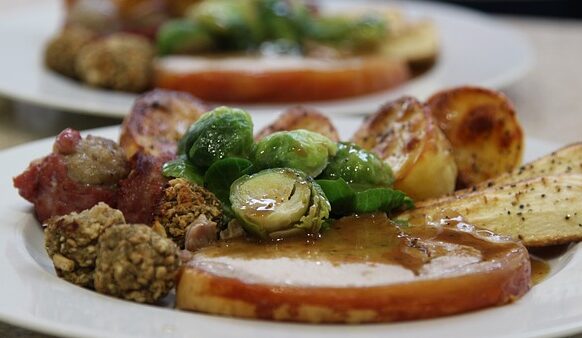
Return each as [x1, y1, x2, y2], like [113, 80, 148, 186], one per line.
[48, 0, 439, 102]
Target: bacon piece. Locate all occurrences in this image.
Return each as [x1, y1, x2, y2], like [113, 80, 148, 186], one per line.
[13, 154, 118, 222]
[117, 153, 174, 224]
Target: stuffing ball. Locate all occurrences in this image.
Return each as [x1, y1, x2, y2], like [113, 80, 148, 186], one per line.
[95, 224, 180, 303]
[44, 26, 96, 79]
[44, 202, 126, 287]
[76, 33, 154, 92]
[153, 178, 223, 249]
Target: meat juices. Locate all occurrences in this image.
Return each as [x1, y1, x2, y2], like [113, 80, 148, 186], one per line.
[13, 128, 129, 222]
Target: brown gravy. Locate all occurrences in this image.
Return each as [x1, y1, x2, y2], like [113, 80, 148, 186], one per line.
[530, 256, 550, 285]
[197, 213, 525, 280]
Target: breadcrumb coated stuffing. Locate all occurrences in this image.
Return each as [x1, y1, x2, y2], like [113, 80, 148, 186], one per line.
[44, 202, 126, 288]
[44, 26, 96, 79]
[76, 33, 154, 92]
[153, 178, 223, 249]
[95, 224, 180, 303]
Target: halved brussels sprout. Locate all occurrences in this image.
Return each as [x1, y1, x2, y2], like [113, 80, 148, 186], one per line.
[319, 142, 394, 189]
[230, 168, 330, 239]
[179, 106, 254, 168]
[253, 129, 337, 177]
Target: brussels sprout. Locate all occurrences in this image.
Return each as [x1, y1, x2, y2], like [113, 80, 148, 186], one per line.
[156, 19, 215, 55]
[306, 13, 387, 52]
[188, 0, 263, 49]
[257, 0, 312, 43]
[179, 106, 254, 168]
[230, 168, 330, 239]
[253, 130, 337, 177]
[319, 142, 394, 189]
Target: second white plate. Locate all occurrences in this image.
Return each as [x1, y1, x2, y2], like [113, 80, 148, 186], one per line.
[0, 0, 533, 117]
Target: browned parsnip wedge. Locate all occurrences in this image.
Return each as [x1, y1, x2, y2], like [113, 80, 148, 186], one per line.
[382, 20, 439, 71]
[399, 174, 582, 247]
[426, 86, 524, 188]
[255, 106, 340, 141]
[119, 89, 207, 158]
[432, 142, 582, 201]
[352, 97, 457, 200]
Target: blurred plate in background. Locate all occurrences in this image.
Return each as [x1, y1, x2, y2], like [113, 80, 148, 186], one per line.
[0, 0, 533, 117]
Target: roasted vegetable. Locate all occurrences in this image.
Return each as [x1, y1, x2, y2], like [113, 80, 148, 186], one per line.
[253, 129, 337, 177]
[306, 13, 387, 52]
[382, 20, 439, 67]
[157, 19, 215, 55]
[162, 157, 204, 186]
[179, 106, 254, 168]
[204, 157, 253, 204]
[316, 178, 412, 216]
[319, 142, 394, 189]
[399, 174, 582, 247]
[188, 0, 262, 49]
[230, 168, 330, 239]
[255, 106, 340, 142]
[352, 97, 457, 200]
[426, 86, 524, 188]
[257, 0, 311, 43]
[165, 0, 389, 55]
[120, 89, 207, 158]
[432, 142, 582, 200]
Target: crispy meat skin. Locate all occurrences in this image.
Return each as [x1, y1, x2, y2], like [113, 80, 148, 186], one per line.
[117, 153, 174, 224]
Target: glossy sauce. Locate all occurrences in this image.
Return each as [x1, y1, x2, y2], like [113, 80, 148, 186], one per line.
[192, 213, 527, 287]
[530, 257, 550, 285]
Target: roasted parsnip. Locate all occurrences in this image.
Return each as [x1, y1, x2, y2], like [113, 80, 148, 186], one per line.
[419, 142, 582, 207]
[352, 97, 457, 200]
[119, 89, 207, 158]
[255, 106, 340, 142]
[382, 20, 439, 69]
[399, 174, 582, 247]
[427, 87, 524, 188]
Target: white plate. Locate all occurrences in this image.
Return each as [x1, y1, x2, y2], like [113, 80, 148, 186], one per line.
[0, 0, 533, 117]
[1, 116, 582, 338]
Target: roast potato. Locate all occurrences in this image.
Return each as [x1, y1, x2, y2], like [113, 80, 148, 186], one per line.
[352, 97, 457, 200]
[119, 89, 207, 158]
[435, 142, 582, 200]
[426, 86, 524, 188]
[399, 174, 582, 247]
[255, 106, 340, 141]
